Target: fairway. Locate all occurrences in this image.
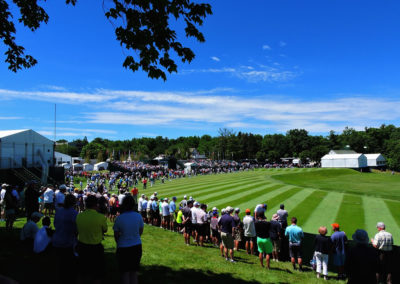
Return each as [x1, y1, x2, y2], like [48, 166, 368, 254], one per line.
[148, 168, 400, 242]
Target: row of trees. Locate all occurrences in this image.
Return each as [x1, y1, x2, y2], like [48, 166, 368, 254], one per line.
[55, 125, 400, 170]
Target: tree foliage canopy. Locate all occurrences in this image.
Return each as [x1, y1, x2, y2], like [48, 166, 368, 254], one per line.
[0, 0, 212, 80]
[55, 124, 400, 170]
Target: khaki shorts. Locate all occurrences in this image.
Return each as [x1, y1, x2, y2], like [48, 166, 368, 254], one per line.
[272, 239, 281, 252]
[170, 213, 176, 222]
[234, 228, 242, 241]
[221, 232, 234, 249]
[146, 209, 152, 219]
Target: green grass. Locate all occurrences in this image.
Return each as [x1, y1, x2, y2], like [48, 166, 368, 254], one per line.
[272, 168, 400, 200]
[2, 168, 400, 283]
[0, 218, 344, 284]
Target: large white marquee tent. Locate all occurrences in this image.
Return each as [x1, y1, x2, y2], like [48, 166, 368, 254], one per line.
[0, 129, 54, 169]
[321, 153, 368, 168]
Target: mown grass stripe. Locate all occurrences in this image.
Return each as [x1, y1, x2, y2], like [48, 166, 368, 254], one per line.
[288, 190, 328, 224]
[265, 188, 315, 223]
[233, 185, 295, 216]
[363, 196, 400, 245]
[335, 194, 365, 239]
[263, 187, 304, 214]
[385, 200, 400, 229]
[302, 191, 344, 234]
[198, 180, 273, 204]
[152, 174, 252, 190]
[210, 183, 288, 210]
[155, 176, 257, 196]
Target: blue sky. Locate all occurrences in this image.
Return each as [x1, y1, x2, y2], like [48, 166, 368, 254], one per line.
[1, 0, 400, 141]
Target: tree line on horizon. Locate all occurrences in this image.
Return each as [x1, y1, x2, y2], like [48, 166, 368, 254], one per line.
[55, 125, 400, 171]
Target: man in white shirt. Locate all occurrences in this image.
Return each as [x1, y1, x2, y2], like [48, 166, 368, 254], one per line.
[138, 194, 145, 212]
[43, 186, 55, 215]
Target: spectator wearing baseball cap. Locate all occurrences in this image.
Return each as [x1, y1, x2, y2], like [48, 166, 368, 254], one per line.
[243, 209, 256, 255]
[346, 229, 379, 284]
[331, 223, 348, 280]
[218, 206, 236, 262]
[371, 222, 394, 283]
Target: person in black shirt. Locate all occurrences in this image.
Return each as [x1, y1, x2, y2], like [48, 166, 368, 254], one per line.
[345, 229, 379, 284]
[313, 226, 332, 280]
[182, 201, 193, 246]
[255, 212, 273, 268]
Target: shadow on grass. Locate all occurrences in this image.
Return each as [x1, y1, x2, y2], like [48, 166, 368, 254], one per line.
[139, 265, 289, 284]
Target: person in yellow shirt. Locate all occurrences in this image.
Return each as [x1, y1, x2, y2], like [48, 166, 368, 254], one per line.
[76, 195, 108, 283]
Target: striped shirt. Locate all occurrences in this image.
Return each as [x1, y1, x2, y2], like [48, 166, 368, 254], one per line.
[373, 230, 393, 251]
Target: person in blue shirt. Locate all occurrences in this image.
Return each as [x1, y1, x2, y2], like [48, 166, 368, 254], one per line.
[285, 217, 304, 271]
[114, 195, 144, 284]
[169, 197, 177, 231]
[52, 194, 78, 284]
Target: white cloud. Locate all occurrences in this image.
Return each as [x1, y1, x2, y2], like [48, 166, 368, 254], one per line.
[4, 87, 400, 134]
[211, 56, 220, 62]
[279, 41, 287, 47]
[0, 116, 22, 120]
[183, 65, 298, 83]
[262, 45, 271, 50]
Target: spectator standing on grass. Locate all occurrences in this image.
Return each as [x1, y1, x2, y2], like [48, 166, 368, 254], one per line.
[52, 194, 78, 284]
[33, 216, 53, 254]
[255, 212, 273, 269]
[233, 208, 242, 251]
[270, 214, 282, 262]
[24, 183, 41, 220]
[345, 229, 378, 284]
[313, 226, 332, 280]
[43, 186, 55, 216]
[182, 200, 193, 246]
[254, 204, 267, 217]
[4, 185, 17, 231]
[371, 222, 393, 284]
[277, 204, 288, 229]
[210, 210, 220, 247]
[161, 198, 170, 230]
[285, 217, 304, 271]
[169, 197, 177, 231]
[218, 206, 236, 263]
[114, 195, 144, 284]
[76, 195, 108, 284]
[331, 223, 347, 280]
[243, 209, 256, 255]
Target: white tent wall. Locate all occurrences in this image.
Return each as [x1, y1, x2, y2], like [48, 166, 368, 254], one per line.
[94, 162, 108, 171]
[0, 129, 54, 169]
[321, 154, 367, 168]
[83, 163, 94, 171]
[365, 154, 386, 167]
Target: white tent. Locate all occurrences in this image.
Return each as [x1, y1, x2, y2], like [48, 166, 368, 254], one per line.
[83, 163, 94, 171]
[61, 163, 71, 169]
[0, 129, 54, 169]
[321, 153, 367, 168]
[72, 163, 83, 171]
[94, 162, 108, 171]
[55, 151, 72, 166]
[365, 154, 386, 167]
[184, 162, 193, 174]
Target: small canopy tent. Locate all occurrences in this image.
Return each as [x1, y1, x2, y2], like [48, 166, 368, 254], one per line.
[83, 163, 94, 171]
[72, 163, 83, 171]
[321, 154, 367, 168]
[94, 162, 108, 171]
